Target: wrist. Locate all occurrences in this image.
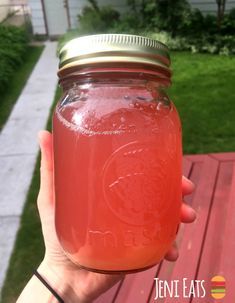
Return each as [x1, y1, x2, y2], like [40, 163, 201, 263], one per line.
[38, 259, 85, 303]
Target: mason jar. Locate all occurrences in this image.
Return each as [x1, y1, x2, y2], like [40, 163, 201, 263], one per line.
[53, 34, 182, 273]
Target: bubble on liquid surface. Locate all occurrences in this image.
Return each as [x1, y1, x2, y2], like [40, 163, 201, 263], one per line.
[136, 96, 147, 101]
[119, 124, 125, 129]
[128, 124, 136, 131]
[72, 112, 83, 126]
[124, 95, 130, 100]
[55, 107, 126, 136]
[152, 127, 159, 134]
[156, 102, 171, 115]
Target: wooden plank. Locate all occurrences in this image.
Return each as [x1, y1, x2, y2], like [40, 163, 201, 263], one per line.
[217, 162, 235, 302]
[113, 274, 138, 302]
[148, 259, 183, 302]
[184, 161, 203, 206]
[113, 156, 195, 302]
[148, 159, 204, 302]
[148, 211, 198, 301]
[93, 281, 122, 303]
[184, 154, 206, 162]
[182, 157, 193, 179]
[148, 221, 190, 302]
[95, 153, 235, 303]
[148, 157, 204, 302]
[191, 161, 234, 302]
[209, 152, 235, 161]
[114, 265, 159, 303]
[156, 156, 219, 302]
[114, 156, 196, 302]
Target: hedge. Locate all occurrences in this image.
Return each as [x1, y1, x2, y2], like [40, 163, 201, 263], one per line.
[0, 26, 28, 96]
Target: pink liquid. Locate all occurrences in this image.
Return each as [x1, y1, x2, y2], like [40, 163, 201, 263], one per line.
[53, 86, 182, 272]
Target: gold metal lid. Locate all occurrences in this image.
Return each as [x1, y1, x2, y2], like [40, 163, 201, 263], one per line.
[58, 34, 171, 76]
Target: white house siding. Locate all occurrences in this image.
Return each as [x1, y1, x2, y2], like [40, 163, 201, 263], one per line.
[43, 0, 68, 36]
[67, 0, 82, 29]
[28, 0, 46, 35]
[28, 0, 235, 36]
[68, 0, 235, 30]
[189, 0, 235, 14]
[0, 0, 10, 22]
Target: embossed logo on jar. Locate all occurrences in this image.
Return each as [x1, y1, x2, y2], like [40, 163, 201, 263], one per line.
[102, 141, 171, 225]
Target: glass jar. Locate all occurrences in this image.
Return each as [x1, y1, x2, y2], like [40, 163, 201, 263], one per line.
[53, 34, 182, 273]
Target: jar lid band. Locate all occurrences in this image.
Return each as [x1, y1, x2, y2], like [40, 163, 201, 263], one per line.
[58, 34, 171, 78]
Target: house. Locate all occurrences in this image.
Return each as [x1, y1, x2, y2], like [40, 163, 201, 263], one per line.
[190, 0, 235, 14]
[29, 0, 127, 37]
[0, 0, 29, 25]
[0, 0, 10, 22]
[29, 0, 235, 37]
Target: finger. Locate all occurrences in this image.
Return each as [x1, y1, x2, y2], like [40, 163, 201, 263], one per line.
[164, 242, 179, 262]
[182, 176, 195, 196]
[37, 130, 54, 210]
[181, 203, 196, 223]
[38, 130, 53, 172]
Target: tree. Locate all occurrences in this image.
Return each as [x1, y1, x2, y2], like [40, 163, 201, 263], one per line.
[216, 0, 227, 30]
[140, 0, 191, 37]
[78, 0, 120, 34]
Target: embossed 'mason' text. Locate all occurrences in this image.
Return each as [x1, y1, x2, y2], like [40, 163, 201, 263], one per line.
[87, 227, 163, 248]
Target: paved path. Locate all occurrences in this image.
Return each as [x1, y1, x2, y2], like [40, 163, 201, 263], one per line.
[0, 42, 58, 293]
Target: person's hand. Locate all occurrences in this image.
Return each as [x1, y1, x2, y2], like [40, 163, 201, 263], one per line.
[37, 130, 196, 303]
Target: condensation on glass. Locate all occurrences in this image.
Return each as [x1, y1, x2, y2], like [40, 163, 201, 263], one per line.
[53, 34, 182, 274]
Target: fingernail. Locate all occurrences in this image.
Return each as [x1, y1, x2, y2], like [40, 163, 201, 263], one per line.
[184, 176, 195, 189]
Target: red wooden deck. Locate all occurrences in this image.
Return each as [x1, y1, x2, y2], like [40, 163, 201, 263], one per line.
[93, 152, 235, 303]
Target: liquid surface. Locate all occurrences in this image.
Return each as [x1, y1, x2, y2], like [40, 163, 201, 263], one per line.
[53, 86, 182, 272]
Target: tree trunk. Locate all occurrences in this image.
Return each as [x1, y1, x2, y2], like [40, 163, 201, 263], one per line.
[216, 0, 226, 31]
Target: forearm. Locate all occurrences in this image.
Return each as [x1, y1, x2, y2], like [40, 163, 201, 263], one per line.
[17, 261, 79, 303]
[17, 274, 58, 303]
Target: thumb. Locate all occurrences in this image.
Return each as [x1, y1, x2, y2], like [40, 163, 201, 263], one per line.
[37, 130, 54, 212]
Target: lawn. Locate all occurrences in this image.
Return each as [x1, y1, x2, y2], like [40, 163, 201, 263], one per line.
[0, 45, 44, 131]
[171, 52, 235, 154]
[1, 52, 235, 303]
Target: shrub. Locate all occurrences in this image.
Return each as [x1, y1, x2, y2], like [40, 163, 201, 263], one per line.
[220, 8, 235, 35]
[77, 0, 120, 35]
[0, 25, 28, 96]
[72, 0, 235, 55]
[144, 0, 191, 37]
[111, 13, 143, 34]
[147, 31, 189, 51]
[147, 31, 235, 55]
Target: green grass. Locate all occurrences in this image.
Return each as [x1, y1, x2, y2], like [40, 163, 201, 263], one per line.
[170, 52, 235, 154]
[0, 45, 44, 131]
[1, 53, 235, 302]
